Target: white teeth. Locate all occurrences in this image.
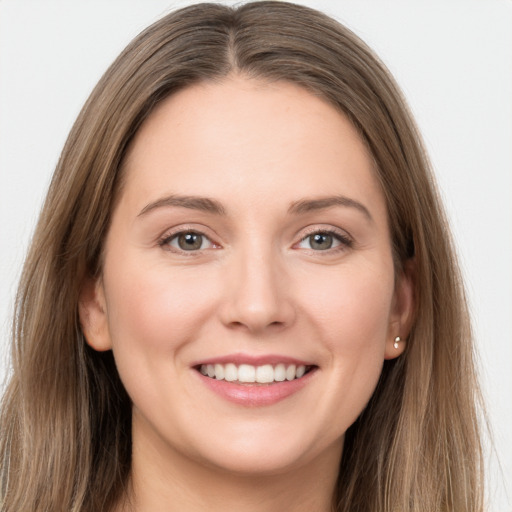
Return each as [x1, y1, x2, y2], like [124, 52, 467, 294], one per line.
[224, 363, 237, 382]
[274, 363, 286, 382]
[238, 364, 256, 383]
[199, 362, 311, 383]
[256, 364, 274, 383]
[214, 364, 224, 380]
[285, 364, 296, 381]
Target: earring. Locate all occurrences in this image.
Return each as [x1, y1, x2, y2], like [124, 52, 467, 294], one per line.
[393, 336, 401, 349]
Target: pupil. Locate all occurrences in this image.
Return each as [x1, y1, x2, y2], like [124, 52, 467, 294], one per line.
[311, 233, 332, 250]
[178, 233, 202, 250]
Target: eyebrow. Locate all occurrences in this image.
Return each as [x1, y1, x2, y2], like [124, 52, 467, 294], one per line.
[288, 195, 373, 222]
[137, 193, 372, 221]
[138, 194, 226, 217]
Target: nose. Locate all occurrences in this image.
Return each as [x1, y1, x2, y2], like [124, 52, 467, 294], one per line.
[218, 245, 296, 335]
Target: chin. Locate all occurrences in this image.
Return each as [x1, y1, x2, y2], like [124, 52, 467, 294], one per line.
[179, 421, 343, 477]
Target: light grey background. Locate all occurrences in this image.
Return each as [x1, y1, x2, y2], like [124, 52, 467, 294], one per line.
[0, 1, 511, 509]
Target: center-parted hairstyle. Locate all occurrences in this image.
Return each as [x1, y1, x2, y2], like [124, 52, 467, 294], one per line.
[0, 2, 483, 511]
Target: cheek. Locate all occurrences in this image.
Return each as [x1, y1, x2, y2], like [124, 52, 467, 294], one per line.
[299, 259, 395, 393]
[305, 264, 395, 429]
[103, 259, 220, 355]
[305, 263, 394, 342]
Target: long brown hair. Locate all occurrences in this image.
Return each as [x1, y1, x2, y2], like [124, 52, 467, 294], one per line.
[0, 2, 484, 511]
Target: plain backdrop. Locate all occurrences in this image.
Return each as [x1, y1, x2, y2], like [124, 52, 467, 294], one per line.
[0, 1, 511, 510]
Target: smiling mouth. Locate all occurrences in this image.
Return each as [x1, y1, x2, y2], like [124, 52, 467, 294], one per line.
[197, 363, 316, 384]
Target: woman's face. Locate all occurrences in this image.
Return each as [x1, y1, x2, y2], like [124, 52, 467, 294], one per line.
[81, 76, 413, 477]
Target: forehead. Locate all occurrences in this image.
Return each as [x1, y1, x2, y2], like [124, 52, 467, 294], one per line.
[120, 76, 385, 220]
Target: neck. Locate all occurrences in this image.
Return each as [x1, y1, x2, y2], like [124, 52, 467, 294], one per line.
[116, 419, 341, 512]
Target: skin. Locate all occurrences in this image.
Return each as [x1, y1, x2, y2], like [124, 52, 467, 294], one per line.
[80, 75, 414, 512]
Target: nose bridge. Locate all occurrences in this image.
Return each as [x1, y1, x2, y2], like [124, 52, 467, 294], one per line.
[220, 236, 294, 333]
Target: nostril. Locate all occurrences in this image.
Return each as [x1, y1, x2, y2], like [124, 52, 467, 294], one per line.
[226, 319, 287, 334]
[228, 321, 246, 329]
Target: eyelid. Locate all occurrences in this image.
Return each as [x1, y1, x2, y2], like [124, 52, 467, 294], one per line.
[294, 225, 354, 252]
[158, 225, 221, 253]
[157, 223, 353, 255]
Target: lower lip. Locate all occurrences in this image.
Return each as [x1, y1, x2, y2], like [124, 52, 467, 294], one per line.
[196, 369, 317, 407]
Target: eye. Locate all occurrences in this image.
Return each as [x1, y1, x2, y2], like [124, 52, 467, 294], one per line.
[296, 230, 352, 252]
[162, 231, 215, 252]
[305, 232, 336, 250]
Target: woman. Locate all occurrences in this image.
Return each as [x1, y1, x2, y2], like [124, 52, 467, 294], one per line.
[0, 2, 485, 511]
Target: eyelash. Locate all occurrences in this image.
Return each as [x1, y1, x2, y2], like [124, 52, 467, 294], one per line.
[296, 228, 353, 253]
[158, 227, 353, 255]
[158, 228, 217, 255]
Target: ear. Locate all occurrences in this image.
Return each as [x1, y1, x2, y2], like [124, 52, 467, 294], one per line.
[384, 259, 415, 360]
[78, 276, 112, 352]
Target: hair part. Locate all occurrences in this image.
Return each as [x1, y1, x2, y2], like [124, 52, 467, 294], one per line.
[0, 2, 484, 511]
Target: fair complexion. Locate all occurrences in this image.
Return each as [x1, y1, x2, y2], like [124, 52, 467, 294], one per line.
[80, 76, 414, 512]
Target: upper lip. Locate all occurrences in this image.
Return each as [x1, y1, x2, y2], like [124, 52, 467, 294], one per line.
[191, 353, 316, 367]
